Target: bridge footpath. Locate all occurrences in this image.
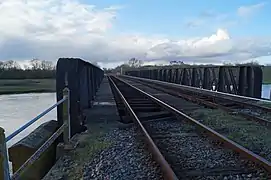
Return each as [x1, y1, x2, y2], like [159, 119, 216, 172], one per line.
[43, 76, 162, 179]
[43, 77, 129, 179]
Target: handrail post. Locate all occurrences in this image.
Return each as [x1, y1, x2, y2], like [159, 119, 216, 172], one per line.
[0, 127, 10, 180]
[63, 87, 71, 145]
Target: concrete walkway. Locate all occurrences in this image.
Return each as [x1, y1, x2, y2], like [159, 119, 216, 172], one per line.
[43, 77, 122, 179]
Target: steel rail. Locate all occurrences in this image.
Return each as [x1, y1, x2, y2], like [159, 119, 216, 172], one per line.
[108, 76, 178, 180]
[169, 84, 271, 112]
[121, 75, 271, 103]
[132, 79, 271, 127]
[114, 75, 271, 173]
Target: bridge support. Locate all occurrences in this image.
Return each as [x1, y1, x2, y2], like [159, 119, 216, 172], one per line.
[125, 66, 263, 98]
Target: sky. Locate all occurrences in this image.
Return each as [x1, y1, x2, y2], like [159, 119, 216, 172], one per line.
[0, 0, 271, 68]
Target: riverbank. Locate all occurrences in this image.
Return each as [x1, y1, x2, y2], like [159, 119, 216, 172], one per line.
[0, 79, 56, 95]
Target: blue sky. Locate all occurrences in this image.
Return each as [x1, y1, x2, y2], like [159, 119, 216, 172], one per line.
[0, 0, 270, 68]
[84, 0, 271, 37]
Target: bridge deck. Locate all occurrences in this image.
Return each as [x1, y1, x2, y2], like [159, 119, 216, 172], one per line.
[43, 77, 157, 179]
[85, 77, 118, 123]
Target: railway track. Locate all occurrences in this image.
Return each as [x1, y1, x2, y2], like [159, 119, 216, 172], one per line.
[121, 75, 271, 127]
[108, 75, 271, 180]
[120, 75, 271, 163]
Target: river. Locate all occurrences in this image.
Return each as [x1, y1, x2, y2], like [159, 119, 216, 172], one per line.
[262, 84, 271, 99]
[0, 84, 271, 147]
[0, 93, 57, 147]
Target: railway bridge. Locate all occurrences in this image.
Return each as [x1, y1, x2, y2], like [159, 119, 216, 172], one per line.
[1, 58, 271, 180]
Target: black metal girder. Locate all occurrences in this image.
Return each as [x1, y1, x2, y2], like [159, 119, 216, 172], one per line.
[125, 65, 263, 98]
[56, 58, 104, 137]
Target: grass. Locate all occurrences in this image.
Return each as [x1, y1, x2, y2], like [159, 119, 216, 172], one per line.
[192, 108, 271, 161]
[71, 123, 112, 179]
[0, 79, 56, 95]
[67, 130, 111, 180]
[263, 66, 271, 84]
[257, 101, 271, 107]
[43, 122, 113, 180]
[262, 81, 271, 84]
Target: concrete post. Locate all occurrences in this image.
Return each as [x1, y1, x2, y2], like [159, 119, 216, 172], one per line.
[0, 127, 10, 180]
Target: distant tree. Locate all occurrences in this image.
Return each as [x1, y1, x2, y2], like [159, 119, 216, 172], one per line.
[41, 60, 54, 70]
[128, 58, 143, 68]
[235, 60, 260, 66]
[223, 62, 234, 66]
[30, 58, 42, 70]
[0, 61, 4, 69]
[170, 60, 184, 65]
[24, 64, 31, 70]
[2, 60, 20, 69]
[0, 59, 56, 79]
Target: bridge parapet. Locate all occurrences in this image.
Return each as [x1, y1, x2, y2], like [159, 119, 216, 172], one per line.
[125, 65, 263, 98]
[56, 58, 104, 137]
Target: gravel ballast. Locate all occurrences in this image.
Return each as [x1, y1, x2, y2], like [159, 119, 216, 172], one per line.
[143, 118, 269, 179]
[118, 78, 271, 179]
[43, 77, 162, 180]
[83, 125, 162, 180]
[126, 79, 271, 163]
[43, 121, 162, 180]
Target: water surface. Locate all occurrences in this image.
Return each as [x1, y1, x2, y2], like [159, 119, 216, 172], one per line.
[262, 84, 271, 99]
[0, 93, 57, 147]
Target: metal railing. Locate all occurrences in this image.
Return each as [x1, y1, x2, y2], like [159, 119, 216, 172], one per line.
[0, 87, 71, 180]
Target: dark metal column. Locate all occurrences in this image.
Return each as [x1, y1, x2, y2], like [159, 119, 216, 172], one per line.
[247, 66, 253, 97]
[253, 66, 263, 98]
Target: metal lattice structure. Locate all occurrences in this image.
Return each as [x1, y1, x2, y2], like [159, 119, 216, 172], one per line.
[125, 66, 263, 98]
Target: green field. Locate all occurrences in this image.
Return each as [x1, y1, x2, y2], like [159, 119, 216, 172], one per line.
[0, 79, 56, 95]
[263, 66, 271, 84]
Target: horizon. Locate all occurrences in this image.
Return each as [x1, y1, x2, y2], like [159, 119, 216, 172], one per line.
[1, 0, 271, 69]
[1, 58, 270, 70]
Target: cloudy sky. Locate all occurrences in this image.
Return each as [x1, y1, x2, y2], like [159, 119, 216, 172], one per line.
[0, 0, 271, 68]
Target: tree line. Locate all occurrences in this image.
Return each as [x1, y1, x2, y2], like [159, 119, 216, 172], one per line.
[103, 58, 271, 84]
[0, 59, 56, 79]
[1, 58, 269, 81]
[103, 58, 264, 74]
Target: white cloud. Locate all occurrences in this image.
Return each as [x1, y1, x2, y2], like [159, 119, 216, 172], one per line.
[145, 29, 271, 64]
[0, 0, 271, 68]
[237, 2, 265, 17]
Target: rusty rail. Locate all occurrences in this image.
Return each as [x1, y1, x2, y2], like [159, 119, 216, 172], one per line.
[114, 75, 271, 173]
[108, 76, 178, 180]
[121, 75, 271, 103]
[132, 79, 271, 127]
[121, 75, 271, 127]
